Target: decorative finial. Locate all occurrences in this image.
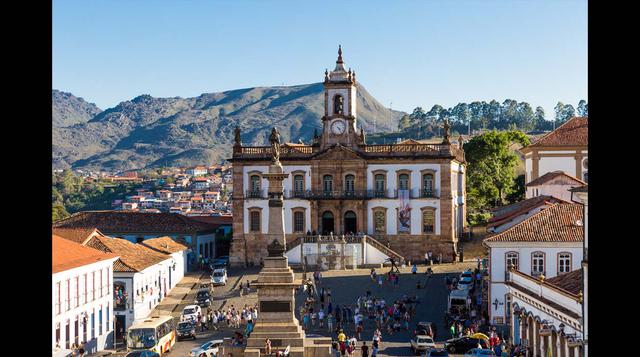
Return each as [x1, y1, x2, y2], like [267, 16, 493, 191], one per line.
[337, 45, 343, 64]
[458, 134, 464, 149]
[539, 273, 545, 283]
[577, 290, 583, 303]
[324, 69, 329, 82]
[234, 126, 241, 146]
[442, 119, 451, 144]
[348, 68, 352, 80]
[352, 70, 356, 82]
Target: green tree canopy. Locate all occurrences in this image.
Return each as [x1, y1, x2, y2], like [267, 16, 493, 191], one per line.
[464, 130, 530, 216]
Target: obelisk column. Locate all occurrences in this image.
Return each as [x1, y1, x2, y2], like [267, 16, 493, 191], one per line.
[263, 128, 289, 249]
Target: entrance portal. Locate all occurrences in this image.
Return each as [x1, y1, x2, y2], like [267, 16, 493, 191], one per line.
[344, 211, 357, 234]
[322, 211, 334, 235]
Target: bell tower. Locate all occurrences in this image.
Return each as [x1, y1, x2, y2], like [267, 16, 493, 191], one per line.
[321, 45, 363, 149]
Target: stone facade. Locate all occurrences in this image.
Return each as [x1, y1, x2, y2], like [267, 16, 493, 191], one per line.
[229, 48, 466, 268]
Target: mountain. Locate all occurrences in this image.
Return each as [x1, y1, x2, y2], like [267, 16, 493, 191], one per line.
[52, 83, 404, 170]
[52, 90, 103, 127]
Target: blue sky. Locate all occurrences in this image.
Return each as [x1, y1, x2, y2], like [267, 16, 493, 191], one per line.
[53, 0, 587, 118]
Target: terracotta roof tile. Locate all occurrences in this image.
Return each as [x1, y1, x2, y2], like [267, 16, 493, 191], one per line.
[187, 215, 233, 226]
[52, 227, 101, 245]
[52, 211, 217, 234]
[525, 171, 586, 187]
[141, 236, 190, 254]
[545, 269, 583, 295]
[488, 196, 566, 227]
[526, 117, 588, 148]
[52, 235, 117, 273]
[484, 203, 584, 243]
[84, 236, 171, 272]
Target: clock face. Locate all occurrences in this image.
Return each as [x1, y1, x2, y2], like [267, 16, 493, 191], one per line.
[331, 120, 346, 135]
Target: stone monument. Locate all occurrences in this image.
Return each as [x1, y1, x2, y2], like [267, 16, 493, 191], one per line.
[222, 128, 332, 356]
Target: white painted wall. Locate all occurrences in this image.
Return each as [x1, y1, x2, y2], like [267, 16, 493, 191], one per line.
[367, 200, 440, 235]
[285, 241, 390, 265]
[526, 183, 579, 201]
[538, 157, 577, 179]
[525, 158, 532, 183]
[244, 200, 312, 234]
[487, 243, 583, 321]
[366, 163, 441, 191]
[489, 206, 549, 234]
[52, 257, 118, 353]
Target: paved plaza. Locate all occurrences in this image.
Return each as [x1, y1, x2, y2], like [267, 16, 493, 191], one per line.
[113, 261, 476, 356]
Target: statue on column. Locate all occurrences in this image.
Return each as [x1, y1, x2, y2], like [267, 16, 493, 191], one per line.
[234, 126, 242, 146]
[269, 127, 281, 164]
[442, 119, 451, 144]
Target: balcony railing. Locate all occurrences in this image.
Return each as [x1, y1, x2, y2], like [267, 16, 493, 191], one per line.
[276, 189, 440, 200]
[245, 189, 268, 199]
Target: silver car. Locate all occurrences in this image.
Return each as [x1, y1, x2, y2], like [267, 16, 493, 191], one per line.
[190, 339, 224, 357]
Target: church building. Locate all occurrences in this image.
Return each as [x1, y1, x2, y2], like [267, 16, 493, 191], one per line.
[229, 47, 467, 267]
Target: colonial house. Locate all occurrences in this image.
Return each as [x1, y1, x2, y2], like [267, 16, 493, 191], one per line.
[486, 195, 567, 234]
[191, 177, 211, 191]
[139, 236, 190, 291]
[186, 166, 208, 177]
[483, 203, 583, 327]
[84, 235, 173, 337]
[506, 269, 584, 357]
[52, 235, 118, 354]
[525, 171, 586, 202]
[228, 47, 466, 267]
[53, 211, 219, 269]
[521, 117, 588, 184]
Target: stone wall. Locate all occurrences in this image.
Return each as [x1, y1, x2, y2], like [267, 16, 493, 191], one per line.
[373, 234, 456, 263]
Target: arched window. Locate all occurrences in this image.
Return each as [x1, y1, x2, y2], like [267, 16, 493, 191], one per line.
[399, 174, 410, 190]
[345, 174, 355, 193]
[323, 175, 333, 193]
[422, 173, 434, 196]
[531, 252, 545, 276]
[250, 175, 261, 192]
[422, 208, 435, 233]
[506, 252, 519, 270]
[558, 252, 572, 274]
[334, 94, 344, 115]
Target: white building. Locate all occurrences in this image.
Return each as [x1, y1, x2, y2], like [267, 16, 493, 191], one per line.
[521, 117, 588, 184]
[84, 235, 173, 336]
[186, 166, 208, 176]
[525, 171, 586, 202]
[507, 269, 584, 356]
[483, 203, 583, 326]
[140, 236, 190, 290]
[570, 185, 588, 356]
[52, 235, 119, 354]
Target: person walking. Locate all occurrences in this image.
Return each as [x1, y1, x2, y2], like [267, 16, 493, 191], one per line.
[264, 338, 272, 355]
[327, 313, 334, 333]
[361, 341, 369, 357]
[411, 263, 417, 275]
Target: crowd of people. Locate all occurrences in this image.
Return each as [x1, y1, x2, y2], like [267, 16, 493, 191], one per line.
[181, 303, 259, 338]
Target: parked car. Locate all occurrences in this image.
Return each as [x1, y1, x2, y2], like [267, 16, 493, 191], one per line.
[445, 337, 488, 354]
[414, 321, 433, 336]
[190, 339, 224, 357]
[424, 349, 450, 357]
[211, 268, 228, 286]
[410, 335, 436, 354]
[177, 321, 197, 340]
[181, 305, 202, 322]
[195, 289, 212, 307]
[125, 351, 160, 357]
[463, 348, 496, 356]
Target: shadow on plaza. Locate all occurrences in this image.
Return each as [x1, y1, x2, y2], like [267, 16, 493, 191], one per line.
[294, 271, 460, 346]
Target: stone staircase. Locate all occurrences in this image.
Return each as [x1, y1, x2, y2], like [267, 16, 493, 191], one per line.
[364, 235, 406, 265]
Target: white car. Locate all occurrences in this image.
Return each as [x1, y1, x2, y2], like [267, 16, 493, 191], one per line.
[410, 335, 436, 355]
[181, 305, 202, 323]
[190, 339, 224, 357]
[211, 268, 228, 286]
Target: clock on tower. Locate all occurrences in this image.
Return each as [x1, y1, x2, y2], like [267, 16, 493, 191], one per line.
[320, 45, 363, 149]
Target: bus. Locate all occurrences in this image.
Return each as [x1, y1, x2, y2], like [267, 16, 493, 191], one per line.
[127, 315, 176, 356]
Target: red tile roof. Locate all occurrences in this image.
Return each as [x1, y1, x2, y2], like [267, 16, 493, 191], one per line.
[52, 235, 117, 274]
[140, 236, 190, 254]
[525, 171, 586, 187]
[52, 227, 102, 245]
[545, 269, 583, 295]
[484, 203, 584, 243]
[488, 196, 566, 228]
[52, 211, 217, 234]
[85, 235, 170, 272]
[524, 117, 588, 149]
[187, 215, 233, 226]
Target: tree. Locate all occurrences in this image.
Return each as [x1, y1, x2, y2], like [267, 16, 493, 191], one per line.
[534, 106, 547, 130]
[562, 104, 576, 123]
[554, 102, 566, 126]
[577, 100, 588, 117]
[398, 114, 411, 131]
[465, 130, 530, 215]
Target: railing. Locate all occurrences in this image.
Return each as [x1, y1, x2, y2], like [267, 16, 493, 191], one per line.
[297, 234, 365, 244]
[362, 143, 448, 154]
[282, 189, 439, 200]
[245, 189, 268, 199]
[235, 145, 314, 158]
[364, 235, 405, 264]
